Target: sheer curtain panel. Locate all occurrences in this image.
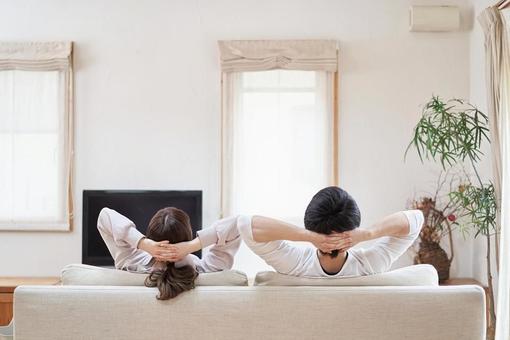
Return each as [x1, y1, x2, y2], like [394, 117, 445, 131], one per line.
[479, 8, 510, 340]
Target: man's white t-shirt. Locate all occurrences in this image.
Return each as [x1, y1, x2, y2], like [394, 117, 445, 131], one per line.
[238, 210, 424, 278]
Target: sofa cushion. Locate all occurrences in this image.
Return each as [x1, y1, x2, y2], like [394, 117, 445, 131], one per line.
[254, 264, 438, 286]
[62, 264, 248, 286]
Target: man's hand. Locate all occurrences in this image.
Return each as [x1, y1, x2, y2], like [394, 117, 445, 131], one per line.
[310, 232, 352, 253]
[334, 228, 371, 251]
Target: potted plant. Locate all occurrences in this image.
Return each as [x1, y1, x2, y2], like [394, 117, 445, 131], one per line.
[405, 96, 499, 339]
[410, 171, 466, 282]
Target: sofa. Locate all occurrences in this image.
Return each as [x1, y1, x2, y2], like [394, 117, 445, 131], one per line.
[10, 264, 486, 340]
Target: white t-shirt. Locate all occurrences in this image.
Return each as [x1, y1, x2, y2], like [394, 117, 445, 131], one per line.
[238, 210, 424, 278]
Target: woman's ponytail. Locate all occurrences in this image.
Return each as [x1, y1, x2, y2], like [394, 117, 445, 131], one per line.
[145, 262, 198, 300]
[144, 207, 199, 300]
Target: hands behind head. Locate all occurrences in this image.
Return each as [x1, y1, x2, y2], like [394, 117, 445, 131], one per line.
[311, 228, 369, 254]
[145, 228, 371, 261]
[139, 238, 191, 263]
[311, 232, 351, 254]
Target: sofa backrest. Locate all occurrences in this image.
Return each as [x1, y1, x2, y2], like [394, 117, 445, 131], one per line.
[254, 264, 438, 286]
[61, 263, 248, 286]
[14, 285, 485, 340]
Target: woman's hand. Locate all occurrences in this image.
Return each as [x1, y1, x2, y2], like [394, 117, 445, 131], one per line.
[163, 239, 200, 262]
[139, 237, 202, 262]
[138, 238, 176, 261]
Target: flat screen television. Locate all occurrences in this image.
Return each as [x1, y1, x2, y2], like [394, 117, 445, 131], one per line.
[82, 190, 202, 266]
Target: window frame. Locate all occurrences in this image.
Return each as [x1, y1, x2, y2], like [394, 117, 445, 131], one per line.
[0, 42, 74, 231]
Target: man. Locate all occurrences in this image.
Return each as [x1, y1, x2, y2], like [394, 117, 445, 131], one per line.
[235, 186, 424, 277]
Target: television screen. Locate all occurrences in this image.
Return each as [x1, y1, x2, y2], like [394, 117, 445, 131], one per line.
[82, 190, 202, 266]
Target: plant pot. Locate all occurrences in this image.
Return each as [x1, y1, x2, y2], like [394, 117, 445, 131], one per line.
[415, 241, 451, 282]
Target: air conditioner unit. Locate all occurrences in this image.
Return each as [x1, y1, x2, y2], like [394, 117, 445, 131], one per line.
[409, 5, 460, 32]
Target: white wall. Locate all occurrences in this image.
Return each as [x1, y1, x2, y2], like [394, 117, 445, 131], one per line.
[0, 0, 475, 277]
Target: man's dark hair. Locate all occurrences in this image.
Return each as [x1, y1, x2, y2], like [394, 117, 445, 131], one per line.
[304, 187, 361, 257]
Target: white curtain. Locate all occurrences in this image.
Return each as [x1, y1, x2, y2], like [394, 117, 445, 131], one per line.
[478, 7, 510, 340]
[0, 42, 73, 230]
[498, 60, 510, 340]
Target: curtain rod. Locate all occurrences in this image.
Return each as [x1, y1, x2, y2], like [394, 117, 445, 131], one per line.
[496, 0, 510, 10]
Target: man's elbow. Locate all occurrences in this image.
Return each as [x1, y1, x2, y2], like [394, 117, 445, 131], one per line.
[404, 210, 424, 236]
[415, 210, 425, 231]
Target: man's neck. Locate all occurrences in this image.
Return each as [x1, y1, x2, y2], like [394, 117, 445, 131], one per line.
[317, 250, 348, 275]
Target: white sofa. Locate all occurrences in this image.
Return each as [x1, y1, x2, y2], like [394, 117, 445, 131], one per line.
[10, 265, 486, 340]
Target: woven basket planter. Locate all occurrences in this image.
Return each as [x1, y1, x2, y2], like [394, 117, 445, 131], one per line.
[415, 240, 451, 282]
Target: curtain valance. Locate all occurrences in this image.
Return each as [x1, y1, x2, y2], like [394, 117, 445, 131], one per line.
[218, 40, 338, 73]
[0, 41, 73, 71]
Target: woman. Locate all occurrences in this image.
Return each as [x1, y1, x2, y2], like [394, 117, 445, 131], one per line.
[97, 207, 241, 299]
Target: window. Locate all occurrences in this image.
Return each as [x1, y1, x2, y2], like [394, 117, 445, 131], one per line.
[219, 39, 338, 275]
[223, 69, 335, 224]
[0, 42, 73, 230]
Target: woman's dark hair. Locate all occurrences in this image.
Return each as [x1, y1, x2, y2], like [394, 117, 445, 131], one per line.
[304, 187, 361, 257]
[144, 207, 198, 300]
